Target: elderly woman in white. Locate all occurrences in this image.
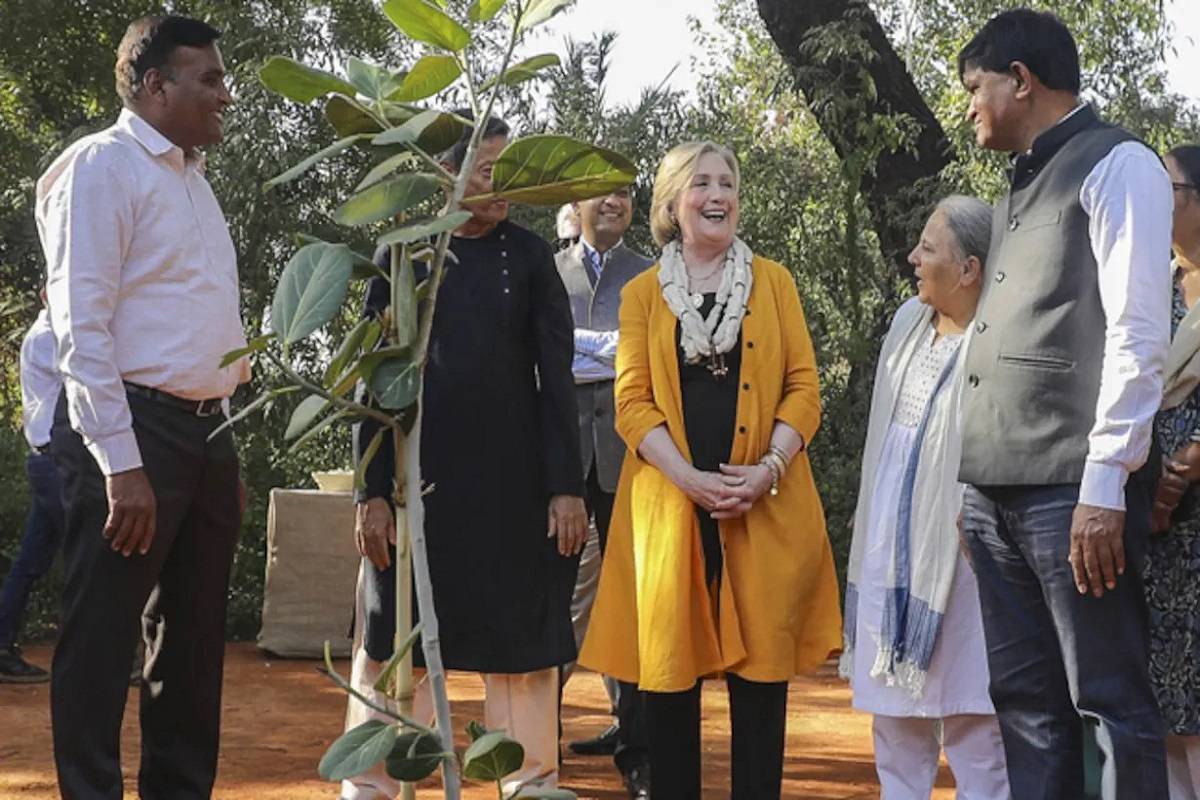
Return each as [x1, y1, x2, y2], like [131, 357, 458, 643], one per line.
[842, 195, 1010, 799]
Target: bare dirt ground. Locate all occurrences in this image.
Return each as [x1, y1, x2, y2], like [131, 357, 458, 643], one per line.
[0, 643, 955, 799]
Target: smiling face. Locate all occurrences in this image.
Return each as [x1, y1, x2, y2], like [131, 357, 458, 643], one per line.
[458, 134, 510, 226]
[145, 42, 232, 151]
[962, 65, 1022, 152]
[908, 210, 970, 311]
[675, 152, 739, 253]
[575, 187, 632, 250]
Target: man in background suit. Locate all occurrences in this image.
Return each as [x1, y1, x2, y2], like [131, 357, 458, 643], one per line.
[557, 186, 653, 798]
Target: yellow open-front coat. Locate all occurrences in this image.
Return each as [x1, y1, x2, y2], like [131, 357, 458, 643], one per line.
[579, 255, 842, 692]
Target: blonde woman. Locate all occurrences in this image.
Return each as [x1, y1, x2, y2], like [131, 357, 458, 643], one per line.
[579, 141, 841, 799]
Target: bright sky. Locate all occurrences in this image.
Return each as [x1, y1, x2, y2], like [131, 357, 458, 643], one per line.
[520, 0, 1200, 109]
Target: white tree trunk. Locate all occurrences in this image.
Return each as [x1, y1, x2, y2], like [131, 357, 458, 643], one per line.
[402, 407, 462, 798]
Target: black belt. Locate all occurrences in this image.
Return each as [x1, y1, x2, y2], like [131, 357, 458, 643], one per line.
[124, 382, 224, 417]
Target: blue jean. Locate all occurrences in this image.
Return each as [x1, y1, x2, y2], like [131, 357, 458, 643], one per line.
[962, 482, 1167, 800]
[0, 451, 66, 648]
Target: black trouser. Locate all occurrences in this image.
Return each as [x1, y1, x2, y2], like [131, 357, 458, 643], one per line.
[50, 391, 241, 800]
[645, 673, 789, 799]
[586, 462, 649, 775]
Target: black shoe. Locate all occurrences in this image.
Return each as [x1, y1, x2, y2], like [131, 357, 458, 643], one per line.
[0, 645, 49, 683]
[623, 764, 650, 799]
[568, 722, 619, 755]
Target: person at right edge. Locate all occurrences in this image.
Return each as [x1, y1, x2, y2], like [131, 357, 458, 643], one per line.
[1146, 144, 1200, 799]
[956, 9, 1173, 800]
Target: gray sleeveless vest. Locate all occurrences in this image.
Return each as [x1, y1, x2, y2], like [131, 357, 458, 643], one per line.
[958, 106, 1135, 486]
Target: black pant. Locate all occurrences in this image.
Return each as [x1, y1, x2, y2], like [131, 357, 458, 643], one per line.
[645, 673, 788, 799]
[50, 391, 241, 800]
[585, 462, 648, 775]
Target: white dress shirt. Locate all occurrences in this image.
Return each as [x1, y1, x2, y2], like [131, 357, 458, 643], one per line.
[572, 236, 622, 384]
[35, 108, 250, 476]
[1077, 139, 1173, 510]
[20, 309, 62, 449]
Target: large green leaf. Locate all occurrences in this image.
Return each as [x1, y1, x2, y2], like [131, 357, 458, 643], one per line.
[285, 394, 330, 440]
[325, 95, 418, 137]
[384, 732, 443, 781]
[390, 55, 461, 102]
[462, 731, 524, 781]
[333, 174, 442, 227]
[471, 135, 637, 206]
[370, 358, 420, 410]
[516, 0, 574, 32]
[382, 0, 471, 52]
[265, 134, 372, 189]
[347, 57, 407, 101]
[468, 0, 505, 22]
[357, 346, 412, 384]
[376, 212, 471, 248]
[481, 53, 560, 91]
[324, 317, 376, 387]
[357, 152, 420, 192]
[389, 247, 419, 350]
[318, 720, 398, 781]
[259, 56, 357, 103]
[373, 110, 465, 156]
[271, 243, 356, 343]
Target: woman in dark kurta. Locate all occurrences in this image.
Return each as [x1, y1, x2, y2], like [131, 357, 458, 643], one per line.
[342, 115, 588, 798]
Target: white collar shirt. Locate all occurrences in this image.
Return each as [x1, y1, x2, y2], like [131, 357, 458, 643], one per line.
[36, 108, 250, 475]
[19, 309, 62, 449]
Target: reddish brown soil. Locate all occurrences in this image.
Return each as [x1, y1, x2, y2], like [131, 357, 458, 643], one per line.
[0, 644, 956, 798]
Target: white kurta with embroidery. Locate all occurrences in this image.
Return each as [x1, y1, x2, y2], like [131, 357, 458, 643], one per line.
[850, 324, 994, 718]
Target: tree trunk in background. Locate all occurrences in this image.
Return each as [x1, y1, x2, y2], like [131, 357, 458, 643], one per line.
[756, 0, 954, 274]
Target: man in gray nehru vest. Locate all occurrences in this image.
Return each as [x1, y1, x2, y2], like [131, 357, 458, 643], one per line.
[955, 9, 1173, 799]
[556, 186, 651, 798]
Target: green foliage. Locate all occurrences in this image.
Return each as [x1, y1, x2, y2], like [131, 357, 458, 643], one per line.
[461, 731, 525, 781]
[385, 731, 444, 780]
[479, 135, 638, 204]
[318, 720, 400, 781]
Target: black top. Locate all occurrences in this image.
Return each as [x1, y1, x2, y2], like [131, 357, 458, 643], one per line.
[678, 293, 742, 472]
[352, 219, 584, 671]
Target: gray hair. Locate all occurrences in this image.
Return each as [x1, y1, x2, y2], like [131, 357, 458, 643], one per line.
[935, 194, 992, 266]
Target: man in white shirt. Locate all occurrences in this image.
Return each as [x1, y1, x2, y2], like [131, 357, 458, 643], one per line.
[35, 16, 248, 799]
[0, 296, 64, 683]
[955, 9, 1172, 799]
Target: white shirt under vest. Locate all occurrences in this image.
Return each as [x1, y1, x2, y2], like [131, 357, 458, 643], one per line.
[36, 108, 250, 476]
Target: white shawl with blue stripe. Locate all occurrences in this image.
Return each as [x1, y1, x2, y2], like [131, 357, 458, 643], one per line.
[840, 297, 972, 697]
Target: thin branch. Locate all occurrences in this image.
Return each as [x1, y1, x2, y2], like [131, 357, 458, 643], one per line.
[264, 350, 399, 429]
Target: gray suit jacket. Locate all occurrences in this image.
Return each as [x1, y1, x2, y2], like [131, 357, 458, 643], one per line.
[555, 242, 653, 492]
